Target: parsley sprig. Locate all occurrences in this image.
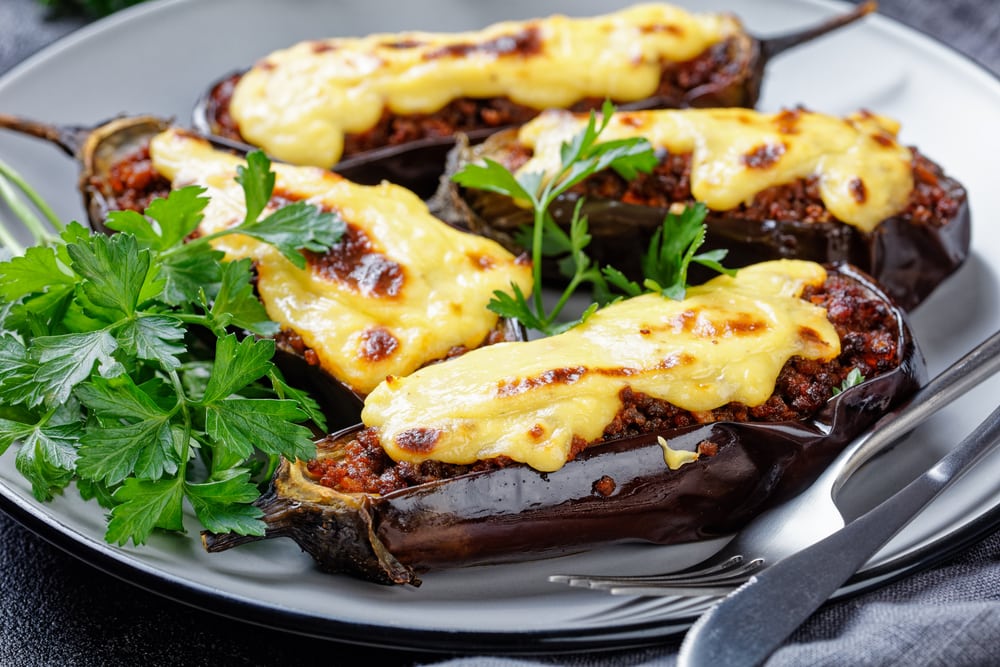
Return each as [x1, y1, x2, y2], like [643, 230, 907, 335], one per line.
[0, 150, 342, 546]
[602, 202, 734, 301]
[453, 100, 658, 334]
[453, 101, 734, 335]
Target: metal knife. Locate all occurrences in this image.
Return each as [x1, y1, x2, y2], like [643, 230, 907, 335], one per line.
[677, 400, 1000, 667]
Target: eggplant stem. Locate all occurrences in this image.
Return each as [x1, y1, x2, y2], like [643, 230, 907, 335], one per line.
[759, 0, 877, 61]
[0, 113, 90, 158]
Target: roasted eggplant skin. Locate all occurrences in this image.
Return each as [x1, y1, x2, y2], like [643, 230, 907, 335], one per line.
[203, 265, 924, 586]
[439, 129, 970, 312]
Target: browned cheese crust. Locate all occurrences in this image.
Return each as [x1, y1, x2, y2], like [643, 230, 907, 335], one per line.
[309, 271, 900, 495]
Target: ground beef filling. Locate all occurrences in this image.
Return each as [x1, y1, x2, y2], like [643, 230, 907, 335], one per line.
[92, 143, 173, 214]
[206, 38, 741, 156]
[308, 271, 900, 495]
[493, 144, 960, 229]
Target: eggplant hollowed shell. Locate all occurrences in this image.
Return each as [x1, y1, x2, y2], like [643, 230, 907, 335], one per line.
[191, 3, 875, 198]
[438, 130, 971, 312]
[203, 263, 923, 586]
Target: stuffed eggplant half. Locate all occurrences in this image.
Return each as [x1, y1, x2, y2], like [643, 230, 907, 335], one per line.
[440, 107, 970, 310]
[203, 259, 924, 586]
[194, 3, 874, 196]
[0, 114, 531, 427]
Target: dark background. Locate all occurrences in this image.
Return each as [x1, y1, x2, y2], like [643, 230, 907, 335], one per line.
[1, 1, 998, 665]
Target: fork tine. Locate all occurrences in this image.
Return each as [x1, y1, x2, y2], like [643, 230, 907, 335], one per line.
[559, 560, 764, 596]
[592, 559, 765, 589]
[606, 583, 736, 597]
[548, 553, 761, 589]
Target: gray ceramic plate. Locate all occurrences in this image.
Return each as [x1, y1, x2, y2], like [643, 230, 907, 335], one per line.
[0, 0, 999, 652]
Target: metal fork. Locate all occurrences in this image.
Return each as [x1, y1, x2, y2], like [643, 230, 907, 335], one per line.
[550, 330, 1000, 596]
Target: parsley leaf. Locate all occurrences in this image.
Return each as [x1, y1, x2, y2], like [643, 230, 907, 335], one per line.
[185, 470, 265, 536]
[75, 375, 170, 421]
[236, 151, 275, 226]
[832, 368, 866, 396]
[0, 244, 74, 301]
[201, 150, 346, 270]
[32, 331, 120, 406]
[205, 398, 314, 463]
[236, 201, 345, 270]
[199, 334, 275, 404]
[77, 417, 176, 485]
[157, 241, 224, 306]
[105, 476, 185, 546]
[0, 335, 45, 408]
[209, 258, 280, 336]
[14, 422, 82, 501]
[115, 315, 186, 371]
[66, 232, 153, 319]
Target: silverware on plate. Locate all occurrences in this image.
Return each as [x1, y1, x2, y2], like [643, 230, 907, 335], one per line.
[678, 396, 1000, 667]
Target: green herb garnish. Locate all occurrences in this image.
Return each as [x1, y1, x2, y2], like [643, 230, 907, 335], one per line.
[832, 367, 865, 396]
[0, 150, 342, 546]
[453, 101, 734, 334]
[602, 202, 735, 300]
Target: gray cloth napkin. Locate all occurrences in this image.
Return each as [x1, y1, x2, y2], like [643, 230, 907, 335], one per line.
[421, 530, 1000, 666]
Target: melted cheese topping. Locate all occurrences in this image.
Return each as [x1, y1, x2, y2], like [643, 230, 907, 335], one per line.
[229, 4, 741, 167]
[515, 108, 915, 232]
[149, 129, 533, 395]
[362, 260, 840, 472]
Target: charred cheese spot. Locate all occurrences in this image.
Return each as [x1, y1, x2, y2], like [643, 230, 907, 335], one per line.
[310, 42, 337, 54]
[363, 260, 840, 472]
[306, 225, 404, 297]
[468, 252, 496, 270]
[359, 327, 399, 362]
[229, 4, 742, 167]
[423, 27, 543, 60]
[497, 367, 588, 397]
[742, 142, 787, 169]
[517, 108, 914, 233]
[850, 177, 868, 204]
[149, 128, 533, 395]
[773, 108, 802, 134]
[871, 133, 895, 148]
[394, 428, 442, 453]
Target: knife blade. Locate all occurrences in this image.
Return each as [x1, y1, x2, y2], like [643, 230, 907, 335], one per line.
[677, 400, 1000, 667]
